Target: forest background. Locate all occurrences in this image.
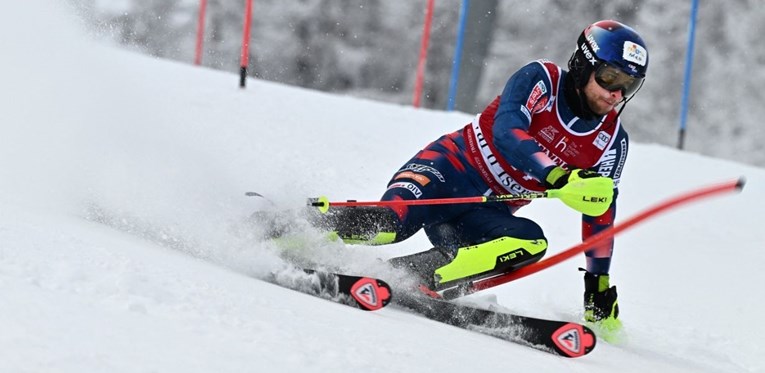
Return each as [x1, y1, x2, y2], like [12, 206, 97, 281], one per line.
[73, 0, 764, 167]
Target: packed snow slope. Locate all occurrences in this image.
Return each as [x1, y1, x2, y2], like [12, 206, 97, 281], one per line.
[1, 2, 763, 372]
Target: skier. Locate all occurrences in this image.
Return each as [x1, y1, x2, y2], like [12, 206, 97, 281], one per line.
[270, 20, 647, 330]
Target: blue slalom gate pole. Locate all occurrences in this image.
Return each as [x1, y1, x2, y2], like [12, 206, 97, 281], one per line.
[678, 0, 699, 149]
[446, 0, 470, 111]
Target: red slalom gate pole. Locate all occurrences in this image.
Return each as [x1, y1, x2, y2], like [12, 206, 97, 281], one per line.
[239, 0, 254, 88]
[194, 0, 208, 66]
[442, 178, 746, 300]
[412, 0, 435, 108]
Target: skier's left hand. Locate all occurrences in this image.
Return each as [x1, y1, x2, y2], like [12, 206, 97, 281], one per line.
[545, 167, 613, 216]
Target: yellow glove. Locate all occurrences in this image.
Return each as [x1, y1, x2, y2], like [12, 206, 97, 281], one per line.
[545, 167, 614, 217]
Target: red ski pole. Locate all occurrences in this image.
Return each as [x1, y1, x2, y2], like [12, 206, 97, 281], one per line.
[442, 177, 746, 300]
[308, 192, 548, 213]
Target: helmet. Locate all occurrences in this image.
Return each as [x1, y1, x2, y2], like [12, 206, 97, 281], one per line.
[568, 20, 648, 96]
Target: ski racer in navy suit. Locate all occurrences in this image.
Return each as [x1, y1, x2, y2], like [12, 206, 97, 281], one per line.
[303, 20, 648, 330]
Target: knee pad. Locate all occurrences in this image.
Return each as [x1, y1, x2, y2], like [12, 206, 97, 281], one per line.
[433, 236, 547, 288]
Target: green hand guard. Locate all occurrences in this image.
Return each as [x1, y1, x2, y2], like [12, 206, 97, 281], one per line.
[547, 169, 614, 217]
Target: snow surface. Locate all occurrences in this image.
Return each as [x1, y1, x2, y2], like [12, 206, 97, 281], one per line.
[1, 2, 764, 372]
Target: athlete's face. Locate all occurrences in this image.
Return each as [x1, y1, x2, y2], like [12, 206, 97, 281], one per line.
[583, 72, 623, 115]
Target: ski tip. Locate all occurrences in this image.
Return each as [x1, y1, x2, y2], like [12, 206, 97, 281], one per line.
[551, 323, 597, 358]
[350, 277, 392, 311]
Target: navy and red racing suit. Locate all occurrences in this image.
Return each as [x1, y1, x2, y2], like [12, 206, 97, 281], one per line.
[382, 60, 629, 275]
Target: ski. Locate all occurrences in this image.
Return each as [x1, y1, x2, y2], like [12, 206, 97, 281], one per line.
[394, 292, 596, 358]
[268, 267, 392, 311]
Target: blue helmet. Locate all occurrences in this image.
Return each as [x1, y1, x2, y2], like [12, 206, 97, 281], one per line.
[568, 20, 649, 95]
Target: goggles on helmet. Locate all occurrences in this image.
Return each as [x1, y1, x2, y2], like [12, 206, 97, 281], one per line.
[594, 63, 644, 96]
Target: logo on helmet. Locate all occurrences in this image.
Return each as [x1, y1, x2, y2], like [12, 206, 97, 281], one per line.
[580, 43, 598, 66]
[623, 41, 647, 67]
[585, 33, 600, 53]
